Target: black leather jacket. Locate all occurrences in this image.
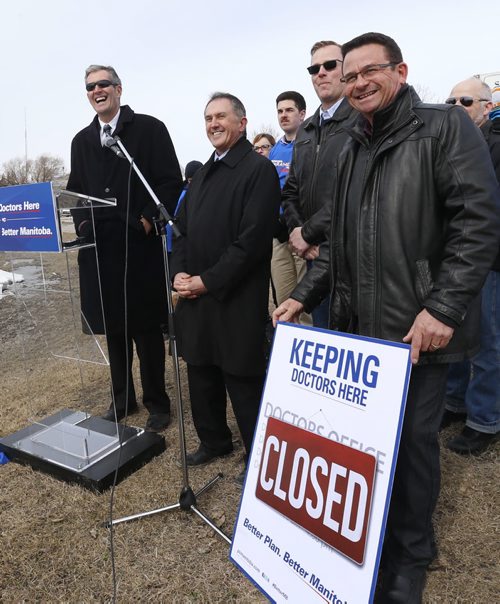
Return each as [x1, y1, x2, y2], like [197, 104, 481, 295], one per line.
[292, 86, 500, 364]
[282, 98, 355, 245]
[481, 119, 500, 271]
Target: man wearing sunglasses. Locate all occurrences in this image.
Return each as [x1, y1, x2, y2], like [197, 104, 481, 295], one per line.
[69, 65, 182, 433]
[281, 40, 355, 328]
[274, 33, 499, 603]
[442, 78, 500, 455]
[445, 78, 493, 127]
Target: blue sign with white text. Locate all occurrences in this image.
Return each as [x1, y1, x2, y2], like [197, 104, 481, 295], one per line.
[0, 182, 60, 252]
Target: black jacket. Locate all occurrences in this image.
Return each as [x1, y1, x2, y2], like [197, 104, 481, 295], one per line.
[68, 105, 182, 334]
[171, 137, 281, 375]
[293, 86, 500, 364]
[282, 98, 355, 245]
[481, 119, 500, 271]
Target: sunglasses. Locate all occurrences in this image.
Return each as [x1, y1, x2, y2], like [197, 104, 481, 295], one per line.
[445, 96, 489, 107]
[85, 79, 115, 92]
[307, 59, 342, 75]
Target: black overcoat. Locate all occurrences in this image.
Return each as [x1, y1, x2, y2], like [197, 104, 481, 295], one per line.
[67, 105, 182, 334]
[171, 137, 281, 376]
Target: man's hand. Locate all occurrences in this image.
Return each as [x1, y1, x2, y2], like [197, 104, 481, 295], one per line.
[272, 298, 305, 327]
[304, 244, 319, 261]
[173, 272, 207, 299]
[140, 216, 153, 235]
[403, 309, 454, 365]
[289, 227, 312, 257]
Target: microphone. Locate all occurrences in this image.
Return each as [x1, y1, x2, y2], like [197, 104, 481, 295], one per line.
[103, 134, 126, 159]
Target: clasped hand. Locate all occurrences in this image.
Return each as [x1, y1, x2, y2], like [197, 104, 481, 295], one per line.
[173, 272, 207, 299]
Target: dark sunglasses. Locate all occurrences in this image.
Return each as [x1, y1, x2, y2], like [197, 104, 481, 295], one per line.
[85, 79, 115, 92]
[445, 96, 489, 107]
[307, 59, 342, 75]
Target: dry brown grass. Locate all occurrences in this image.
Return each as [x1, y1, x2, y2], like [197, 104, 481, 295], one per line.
[0, 252, 498, 603]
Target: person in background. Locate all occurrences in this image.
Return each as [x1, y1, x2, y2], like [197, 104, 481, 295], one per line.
[442, 77, 499, 455]
[166, 160, 203, 254]
[69, 64, 182, 433]
[252, 132, 276, 158]
[268, 91, 311, 325]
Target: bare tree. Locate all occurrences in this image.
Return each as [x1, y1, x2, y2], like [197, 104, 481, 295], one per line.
[414, 84, 442, 104]
[31, 154, 65, 183]
[0, 154, 65, 186]
[249, 124, 281, 143]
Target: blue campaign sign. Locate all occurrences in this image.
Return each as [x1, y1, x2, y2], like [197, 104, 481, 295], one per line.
[0, 182, 61, 252]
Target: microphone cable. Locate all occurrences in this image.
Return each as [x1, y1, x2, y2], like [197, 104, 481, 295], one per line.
[106, 157, 135, 603]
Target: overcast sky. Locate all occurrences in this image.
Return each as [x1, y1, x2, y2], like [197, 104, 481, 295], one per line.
[2, 0, 499, 175]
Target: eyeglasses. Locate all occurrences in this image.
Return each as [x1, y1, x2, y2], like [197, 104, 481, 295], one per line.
[254, 144, 271, 151]
[445, 96, 490, 107]
[85, 79, 115, 92]
[340, 62, 399, 85]
[307, 59, 342, 75]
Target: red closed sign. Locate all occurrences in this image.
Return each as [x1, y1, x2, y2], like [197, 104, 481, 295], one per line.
[256, 417, 377, 564]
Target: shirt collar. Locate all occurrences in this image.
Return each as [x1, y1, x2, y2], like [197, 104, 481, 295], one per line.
[320, 97, 344, 121]
[99, 109, 121, 135]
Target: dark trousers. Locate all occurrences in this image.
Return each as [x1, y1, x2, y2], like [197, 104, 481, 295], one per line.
[106, 328, 170, 415]
[186, 364, 265, 458]
[383, 363, 449, 574]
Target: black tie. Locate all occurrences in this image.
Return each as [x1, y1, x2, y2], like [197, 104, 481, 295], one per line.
[103, 124, 112, 136]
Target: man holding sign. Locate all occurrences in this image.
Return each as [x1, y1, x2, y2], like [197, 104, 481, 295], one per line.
[274, 33, 499, 603]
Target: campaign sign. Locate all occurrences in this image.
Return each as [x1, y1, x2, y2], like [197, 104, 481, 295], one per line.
[256, 417, 376, 565]
[0, 182, 60, 252]
[230, 322, 412, 603]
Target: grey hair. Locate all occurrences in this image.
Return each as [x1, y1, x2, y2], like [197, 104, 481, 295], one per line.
[205, 92, 246, 118]
[479, 80, 493, 101]
[85, 65, 121, 86]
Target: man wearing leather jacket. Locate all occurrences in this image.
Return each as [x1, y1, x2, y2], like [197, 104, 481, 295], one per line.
[282, 40, 355, 327]
[274, 33, 500, 603]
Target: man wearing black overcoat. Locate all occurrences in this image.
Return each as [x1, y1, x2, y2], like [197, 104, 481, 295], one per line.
[68, 64, 182, 432]
[171, 92, 281, 480]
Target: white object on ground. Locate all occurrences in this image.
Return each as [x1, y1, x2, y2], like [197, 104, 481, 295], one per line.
[0, 269, 24, 286]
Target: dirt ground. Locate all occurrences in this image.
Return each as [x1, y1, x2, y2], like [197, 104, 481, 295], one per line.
[0, 250, 498, 603]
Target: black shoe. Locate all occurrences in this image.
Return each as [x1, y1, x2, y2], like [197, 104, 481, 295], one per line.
[102, 405, 138, 422]
[446, 426, 499, 455]
[186, 444, 233, 467]
[375, 571, 426, 603]
[439, 409, 467, 431]
[145, 412, 171, 432]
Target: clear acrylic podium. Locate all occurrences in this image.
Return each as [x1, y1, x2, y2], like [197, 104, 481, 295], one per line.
[0, 186, 165, 491]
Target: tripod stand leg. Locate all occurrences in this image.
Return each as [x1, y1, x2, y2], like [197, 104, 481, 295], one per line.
[190, 505, 232, 544]
[103, 501, 181, 528]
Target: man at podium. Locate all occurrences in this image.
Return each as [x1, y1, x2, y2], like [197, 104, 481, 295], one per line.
[68, 64, 182, 432]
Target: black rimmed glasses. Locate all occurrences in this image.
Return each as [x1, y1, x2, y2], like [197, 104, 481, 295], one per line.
[445, 96, 490, 107]
[85, 79, 115, 92]
[340, 62, 399, 85]
[307, 59, 342, 75]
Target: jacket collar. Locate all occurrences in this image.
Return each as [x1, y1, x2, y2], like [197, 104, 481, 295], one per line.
[348, 85, 422, 145]
[303, 97, 353, 132]
[207, 136, 252, 169]
[91, 104, 134, 137]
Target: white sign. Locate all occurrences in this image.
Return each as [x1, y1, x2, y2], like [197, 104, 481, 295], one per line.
[230, 322, 411, 603]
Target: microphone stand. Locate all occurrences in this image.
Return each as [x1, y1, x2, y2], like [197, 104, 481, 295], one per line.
[103, 135, 230, 544]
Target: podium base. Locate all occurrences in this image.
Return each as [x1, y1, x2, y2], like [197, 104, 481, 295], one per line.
[0, 409, 165, 492]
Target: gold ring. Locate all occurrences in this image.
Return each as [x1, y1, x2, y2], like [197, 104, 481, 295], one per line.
[430, 343, 440, 351]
